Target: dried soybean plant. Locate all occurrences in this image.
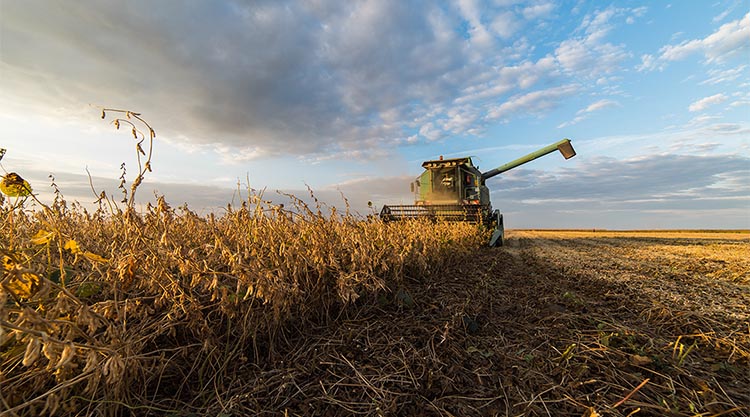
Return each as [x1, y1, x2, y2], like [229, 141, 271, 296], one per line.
[0, 110, 160, 415]
[97, 108, 157, 210]
[0, 110, 488, 416]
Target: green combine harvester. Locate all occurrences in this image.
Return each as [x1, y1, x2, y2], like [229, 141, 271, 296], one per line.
[380, 139, 576, 246]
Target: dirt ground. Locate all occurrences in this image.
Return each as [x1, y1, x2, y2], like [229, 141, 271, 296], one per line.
[212, 230, 749, 416]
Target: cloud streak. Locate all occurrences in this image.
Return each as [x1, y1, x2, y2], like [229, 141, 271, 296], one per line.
[558, 99, 619, 128]
[488, 84, 580, 120]
[688, 94, 728, 112]
[639, 12, 749, 71]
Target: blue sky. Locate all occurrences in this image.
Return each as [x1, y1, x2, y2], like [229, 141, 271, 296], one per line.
[1, 0, 748, 228]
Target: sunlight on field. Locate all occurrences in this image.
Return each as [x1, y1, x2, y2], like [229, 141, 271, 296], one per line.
[511, 229, 750, 240]
[510, 229, 750, 284]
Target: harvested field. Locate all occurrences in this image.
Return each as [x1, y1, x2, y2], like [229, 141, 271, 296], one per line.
[239, 230, 748, 417]
[2, 209, 748, 416]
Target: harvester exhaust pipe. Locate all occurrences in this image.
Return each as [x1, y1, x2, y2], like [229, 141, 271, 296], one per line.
[481, 138, 576, 180]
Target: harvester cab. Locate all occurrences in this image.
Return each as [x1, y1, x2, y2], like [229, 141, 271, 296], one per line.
[380, 138, 576, 246]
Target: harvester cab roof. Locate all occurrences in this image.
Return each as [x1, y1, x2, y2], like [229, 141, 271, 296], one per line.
[422, 156, 473, 168]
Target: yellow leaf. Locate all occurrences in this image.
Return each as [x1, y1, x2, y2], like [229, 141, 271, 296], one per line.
[64, 240, 81, 254]
[2, 255, 15, 270]
[31, 230, 55, 245]
[583, 408, 601, 417]
[5, 272, 41, 298]
[0, 172, 32, 197]
[83, 251, 108, 263]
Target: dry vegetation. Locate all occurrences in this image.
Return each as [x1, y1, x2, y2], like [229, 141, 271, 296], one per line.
[1, 113, 748, 416]
[0, 190, 487, 416]
[2, 197, 748, 416]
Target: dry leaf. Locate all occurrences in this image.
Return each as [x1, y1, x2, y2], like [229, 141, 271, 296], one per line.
[0, 172, 32, 197]
[83, 251, 108, 263]
[631, 354, 652, 366]
[5, 271, 41, 299]
[30, 229, 55, 245]
[583, 407, 600, 417]
[22, 337, 41, 366]
[64, 240, 81, 254]
[55, 343, 76, 369]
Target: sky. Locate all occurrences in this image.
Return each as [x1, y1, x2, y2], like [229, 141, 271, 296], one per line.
[1, 0, 748, 229]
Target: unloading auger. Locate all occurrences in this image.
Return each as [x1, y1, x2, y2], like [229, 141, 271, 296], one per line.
[380, 139, 576, 246]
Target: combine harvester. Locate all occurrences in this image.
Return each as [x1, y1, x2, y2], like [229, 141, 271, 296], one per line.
[380, 139, 576, 246]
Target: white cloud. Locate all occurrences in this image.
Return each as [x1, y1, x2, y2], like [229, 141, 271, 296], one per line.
[670, 31, 685, 41]
[490, 11, 522, 39]
[419, 122, 443, 141]
[713, 1, 741, 23]
[456, 0, 482, 24]
[636, 54, 656, 72]
[440, 106, 481, 134]
[586, 8, 615, 37]
[687, 114, 722, 126]
[705, 123, 745, 133]
[644, 12, 749, 71]
[699, 64, 748, 85]
[456, 0, 494, 49]
[521, 3, 555, 20]
[584, 98, 619, 113]
[456, 56, 558, 104]
[215, 145, 269, 164]
[558, 99, 619, 128]
[555, 38, 628, 77]
[729, 91, 750, 108]
[713, 8, 733, 23]
[554, 7, 630, 77]
[625, 5, 648, 23]
[493, 0, 523, 6]
[488, 84, 579, 120]
[688, 93, 728, 112]
[631, 6, 648, 17]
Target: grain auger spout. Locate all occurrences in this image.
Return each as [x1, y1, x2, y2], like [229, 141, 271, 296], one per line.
[481, 139, 576, 180]
[379, 138, 576, 246]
